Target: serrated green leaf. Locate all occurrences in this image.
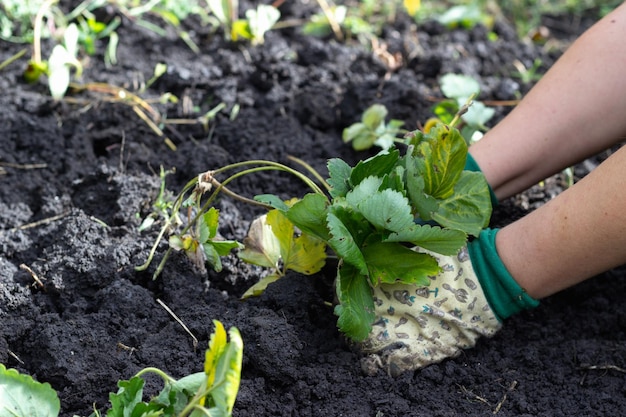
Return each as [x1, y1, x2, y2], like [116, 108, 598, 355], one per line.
[431, 171, 492, 236]
[0, 364, 60, 417]
[349, 149, 399, 187]
[355, 188, 414, 233]
[385, 224, 467, 255]
[334, 263, 375, 342]
[362, 241, 439, 286]
[284, 193, 330, 241]
[327, 158, 352, 198]
[413, 123, 467, 200]
[327, 211, 368, 275]
[345, 176, 383, 208]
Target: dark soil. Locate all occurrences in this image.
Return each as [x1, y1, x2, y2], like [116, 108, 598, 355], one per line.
[2, 3, 626, 416]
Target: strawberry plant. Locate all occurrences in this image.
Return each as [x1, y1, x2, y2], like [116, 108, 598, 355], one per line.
[0, 320, 243, 417]
[138, 115, 492, 342]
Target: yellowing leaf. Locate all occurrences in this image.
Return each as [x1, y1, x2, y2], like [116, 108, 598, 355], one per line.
[286, 232, 326, 275]
[239, 210, 327, 298]
[404, 0, 421, 16]
[205, 320, 227, 384]
[238, 213, 282, 269]
[241, 272, 281, 299]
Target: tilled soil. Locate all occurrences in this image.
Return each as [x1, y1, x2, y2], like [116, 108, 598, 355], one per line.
[1, 2, 625, 416]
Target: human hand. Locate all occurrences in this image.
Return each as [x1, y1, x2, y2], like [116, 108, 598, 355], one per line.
[360, 246, 502, 376]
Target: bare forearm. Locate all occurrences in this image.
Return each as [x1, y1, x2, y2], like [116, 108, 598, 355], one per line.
[470, 2, 626, 200]
[496, 144, 626, 299]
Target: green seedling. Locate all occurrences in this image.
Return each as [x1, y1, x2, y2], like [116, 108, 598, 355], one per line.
[436, 3, 493, 30]
[512, 57, 543, 84]
[169, 207, 242, 273]
[302, 3, 373, 41]
[231, 4, 281, 45]
[92, 320, 243, 417]
[432, 73, 495, 144]
[342, 103, 405, 151]
[0, 320, 243, 417]
[207, 0, 280, 45]
[23, 0, 83, 100]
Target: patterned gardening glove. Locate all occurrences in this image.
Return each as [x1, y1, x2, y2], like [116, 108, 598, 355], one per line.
[360, 246, 502, 377]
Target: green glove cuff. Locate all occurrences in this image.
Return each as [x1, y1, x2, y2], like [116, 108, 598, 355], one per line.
[468, 228, 539, 321]
[465, 153, 498, 207]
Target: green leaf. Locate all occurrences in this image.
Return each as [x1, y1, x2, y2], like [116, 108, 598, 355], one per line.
[334, 263, 375, 342]
[327, 158, 352, 198]
[431, 171, 492, 236]
[345, 176, 383, 208]
[362, 241, 439, 286]
[342, 122, 368, 144]
[405, 150, 440, 221]
[203, 242, 223, 272]
[431, 100, 458, 124]
[354, 188, 414, 233]
[327, 211, 368, 275]
[108, 376, 146, 417]
[203, 207, 220, 239]
[246, 4, 280, 44]
[254, 194, 289, 210]
[439, 73, 480, 100]
[349, 149, 399, 187]
[284, 193, 330, 241]
[412, 123, 467, 200]
[0, 364, 60, 417]
[385, 224, 467, 255]
[462, 100, 495, 127]
[361, 104, 387, 130]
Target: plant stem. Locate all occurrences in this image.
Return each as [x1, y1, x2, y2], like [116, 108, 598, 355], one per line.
[33, 0, 59, 64]
[134, 367, 175, 384]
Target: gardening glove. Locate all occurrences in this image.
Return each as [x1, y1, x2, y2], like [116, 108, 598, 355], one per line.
[360, 228, 538, 376]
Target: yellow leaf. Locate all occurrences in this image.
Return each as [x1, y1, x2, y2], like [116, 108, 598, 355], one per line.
[205, 320, 227, 384]
[404, 0, 421, 16]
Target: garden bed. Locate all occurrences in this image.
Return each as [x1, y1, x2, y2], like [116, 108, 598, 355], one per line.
[1, 2, 626, 416]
